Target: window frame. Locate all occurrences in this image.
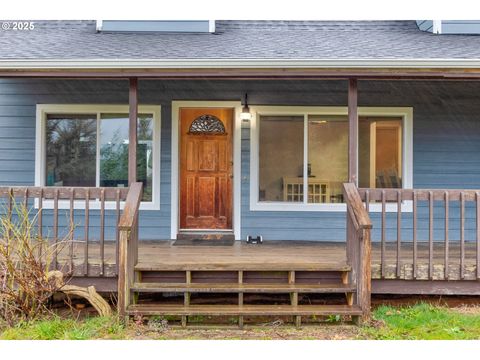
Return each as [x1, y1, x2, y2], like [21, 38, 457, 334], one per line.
[250, 106, 413, 212]
[35, 104, 161, 210]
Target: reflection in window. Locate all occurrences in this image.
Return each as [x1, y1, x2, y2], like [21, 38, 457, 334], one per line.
[308, 116, 348, 203]
[258, 116, 304, 202]
[46, 114, 97, 187]
[100, 113, 153, 201]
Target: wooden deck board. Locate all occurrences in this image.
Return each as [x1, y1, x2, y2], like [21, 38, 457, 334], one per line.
[131, 282, 356, 293]
[127, 304, 363, 316]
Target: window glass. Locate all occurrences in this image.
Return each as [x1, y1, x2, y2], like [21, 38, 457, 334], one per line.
[46, 114, 97, 187]
[308, 115, 348, 203]
[359, 117, 402, 188]
[256, 111, 405, 206]
[258, 115, 304, 202]
[100, 113, 153, 201]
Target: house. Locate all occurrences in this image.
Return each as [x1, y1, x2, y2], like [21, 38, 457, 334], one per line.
[1, 20, 480, 325]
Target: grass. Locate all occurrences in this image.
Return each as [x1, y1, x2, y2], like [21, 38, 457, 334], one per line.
[362, 303, 480, 340]
[0, 316, 126, 340]
[1, 303, 480, 340]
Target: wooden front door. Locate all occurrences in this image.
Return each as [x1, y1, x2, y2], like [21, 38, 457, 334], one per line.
[179, 108, 233, 230]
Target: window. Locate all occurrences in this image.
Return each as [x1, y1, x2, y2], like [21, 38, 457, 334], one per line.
[37, 105, 161, 209]
[259, 116, 304, 202]
[251, 107, 412, 211]
[46, 114, 97, 187]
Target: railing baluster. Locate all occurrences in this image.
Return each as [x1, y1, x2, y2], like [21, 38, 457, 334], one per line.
[396, 190, 402, 279]
[38, 189, 43, 258]
[23, 188, 28, 208]
[7, 187, 13, 247]
[100, 188, 105, 276]
[429, 191, 434, 280]
[476, 192, 480, 280]
[381, 190, 386, 279]
[444, 191, 449, 280]
[365, 190, 370, 212]
[53, 188, 59, 270]
[69, 188, 75, 273]
[460, 192, 465, 280]
[413, 191, 417, 279]
[84, 189, 90, 277]
[115, 189, 121, 276]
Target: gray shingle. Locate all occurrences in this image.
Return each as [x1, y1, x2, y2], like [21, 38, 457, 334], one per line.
[0, 20, 479, 60]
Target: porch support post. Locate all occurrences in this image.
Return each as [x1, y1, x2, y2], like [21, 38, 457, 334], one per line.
[348, 78, 358, 185]
[128, 78, 138, 185]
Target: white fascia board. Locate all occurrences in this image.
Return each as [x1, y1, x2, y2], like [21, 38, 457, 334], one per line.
[1, 58, 480, 69]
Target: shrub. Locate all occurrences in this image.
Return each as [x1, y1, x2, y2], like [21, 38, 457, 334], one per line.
[0, 200, 71, 326]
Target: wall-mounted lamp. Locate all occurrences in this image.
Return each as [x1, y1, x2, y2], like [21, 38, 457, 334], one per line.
[240, 93, 252, 121]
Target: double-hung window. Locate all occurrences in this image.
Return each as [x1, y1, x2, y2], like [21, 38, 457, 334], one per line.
[251, 106, 412, 211]
[36, 105, 161, 209]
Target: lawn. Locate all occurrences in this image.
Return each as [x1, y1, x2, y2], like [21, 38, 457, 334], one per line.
[1, 303, 480, 340]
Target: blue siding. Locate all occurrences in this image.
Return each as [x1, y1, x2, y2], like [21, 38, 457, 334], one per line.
[0, 79, 480, 241]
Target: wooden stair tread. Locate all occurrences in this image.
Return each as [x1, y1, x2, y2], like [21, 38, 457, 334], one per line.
[127, 304, 363, 316]
[132, 282, 356, 293]
[135, 262, 351, 272]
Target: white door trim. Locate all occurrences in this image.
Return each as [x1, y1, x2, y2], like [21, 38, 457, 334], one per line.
[171, 101, 242, 240]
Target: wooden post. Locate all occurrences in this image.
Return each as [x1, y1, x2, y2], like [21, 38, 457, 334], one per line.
[128, 78, 138, 185]
[348, 79, 358, 184]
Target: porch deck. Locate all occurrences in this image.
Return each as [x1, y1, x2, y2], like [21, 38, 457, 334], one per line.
[63, 240, 479, 281]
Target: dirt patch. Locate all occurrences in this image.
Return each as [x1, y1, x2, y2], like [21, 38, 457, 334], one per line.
[125, 324, 360, 340]
[372, 295, 480, 308]
[448, 305, 480, 315]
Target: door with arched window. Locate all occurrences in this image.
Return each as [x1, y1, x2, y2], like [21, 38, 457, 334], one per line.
[179, 108, 233, 231]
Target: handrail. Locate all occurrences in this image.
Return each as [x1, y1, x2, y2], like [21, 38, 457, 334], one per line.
[344, 183, 372, 232]
[343, 182, 372, 323]
[118, 182, 143, 230]
[117, 182, 143, 319]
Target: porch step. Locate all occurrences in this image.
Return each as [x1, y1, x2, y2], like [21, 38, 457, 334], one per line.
[126, 304, 363, 316]
[131, 282, 356, 294]
[135, 263, 351, 272]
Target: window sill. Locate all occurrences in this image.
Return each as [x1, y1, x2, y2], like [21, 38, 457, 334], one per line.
[35, 199, 160, 211]
[250, 201, 413, 213]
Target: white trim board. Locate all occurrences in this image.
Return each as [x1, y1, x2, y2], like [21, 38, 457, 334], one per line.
[35, 104, 161, 211]
[171, 101, 242, 240]
[249, 106, 414, 212]
[2, 58, 480, 69]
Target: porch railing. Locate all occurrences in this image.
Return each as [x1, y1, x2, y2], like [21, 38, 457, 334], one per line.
[0, 185, 143, 278]
[343, 183, 372, 321]
[117, 182, 143, 318]
[358, 188, 480, 281]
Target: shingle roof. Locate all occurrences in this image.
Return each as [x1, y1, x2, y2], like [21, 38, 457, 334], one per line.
[1, 20, 480, 60]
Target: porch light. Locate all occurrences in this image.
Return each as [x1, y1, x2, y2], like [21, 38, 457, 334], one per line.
[240, 93, 252, 121]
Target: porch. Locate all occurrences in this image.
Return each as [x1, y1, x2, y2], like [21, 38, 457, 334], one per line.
[3, 182, 480, 325]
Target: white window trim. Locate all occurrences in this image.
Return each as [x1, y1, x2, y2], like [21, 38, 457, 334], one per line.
[249, 106, 413, 212]
[171, 101, 242, 240]
[35, 104, 161, 211]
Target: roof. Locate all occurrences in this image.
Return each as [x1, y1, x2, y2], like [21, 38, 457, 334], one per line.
[1, 20, 480, 68]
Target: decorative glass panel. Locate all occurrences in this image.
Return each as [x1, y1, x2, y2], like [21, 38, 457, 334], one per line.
[258, 115, 304, 202]
[308, 115, 348, 203]
[189, 114, 226, 134]
[100, 113, 154, 201]
[46, 114, 97, 187]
